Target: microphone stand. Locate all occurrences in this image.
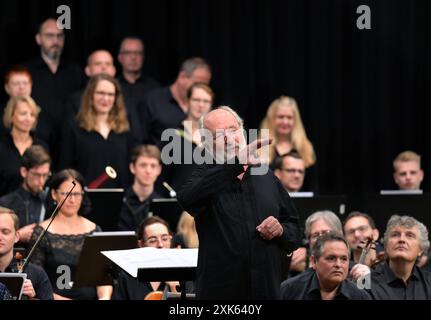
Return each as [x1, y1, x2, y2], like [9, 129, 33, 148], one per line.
[19, 180, 77, 273]
[163, 182, 177, 198]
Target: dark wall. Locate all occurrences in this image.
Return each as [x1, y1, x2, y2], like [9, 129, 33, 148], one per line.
[1, 0, 430, 195]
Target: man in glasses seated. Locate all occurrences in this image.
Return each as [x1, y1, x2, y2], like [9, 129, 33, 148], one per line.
[343, 211, 384, 268]
[0, 146, 51, 244]
[274, 150, 306, 193]
[112, 216, 180, 300]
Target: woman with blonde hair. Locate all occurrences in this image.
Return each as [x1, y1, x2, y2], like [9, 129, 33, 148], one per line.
[260, 96, 315, 167]
[0, 96, 48, 195]
[174, 211, 199, 248]
[59, 74, 134, 188]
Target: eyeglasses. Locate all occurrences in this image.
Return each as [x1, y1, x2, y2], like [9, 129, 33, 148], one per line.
[94, 91, 116, 99]
[345, 225, 370, 236]
[41, 33, 64, 40]
[28, 171, 51, 180]
[282, 168, 305, 175]
[309, 230, 331, 241]
[144, 235, 172, 246]
[56, 190, 85, 198]
[213, 127, 241, 140]
[190, 98, 212, 105]
[120, 50, 143, 56]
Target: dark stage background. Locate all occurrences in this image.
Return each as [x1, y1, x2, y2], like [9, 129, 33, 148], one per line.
[1, 0, 430, 196]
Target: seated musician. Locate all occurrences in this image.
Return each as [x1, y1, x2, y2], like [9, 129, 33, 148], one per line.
[289, 211, 371, 282]
[0, 207, 53, 299]
[369, 215, 431, 300]
[281, 232, 370, 300]
[288, 210, 344, 276]
[112, 216, 180, 300]
[117, 145, 162, 231]
[343, 212, 385, 269]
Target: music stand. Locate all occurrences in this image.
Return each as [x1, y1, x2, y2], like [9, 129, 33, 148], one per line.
[137, 267, 196, 300]
[86, 188, 124, 231]
[150, 198, 184, 231]
[74, 231, 137, 287]
[290, 195, 348, 220]
[363, 192, 431, 233]
[102, 247, 198, 300]
[0, 273, 26, 300]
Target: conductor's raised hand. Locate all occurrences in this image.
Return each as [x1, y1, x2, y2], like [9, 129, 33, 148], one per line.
[256, 216, 283, 240]
[237, 138, 272, 165]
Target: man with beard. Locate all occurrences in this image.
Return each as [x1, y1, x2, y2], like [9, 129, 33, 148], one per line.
[177, 107, 301, 299]
[0, 146, 51, 244]
[281, 232, 370, 300]
[23, 18, 84, 162]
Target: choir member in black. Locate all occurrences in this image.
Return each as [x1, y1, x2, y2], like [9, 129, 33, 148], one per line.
[28, 169, 112, 300]
[2, 67, 28, 133]
[280, 232, 370, 300]
[117, 36, 160, 104]
[118, 145, 162, 231]
[0, 146, 51, 244]
[64, 50, 116, 118]
[369, 215, 431, 300]
[273, 151, 306, 193]
[260, 96, 318, 192]
[113, 216, 179, 300]
[23, 18, 84, 162]
[0, 96, 48, 196]
[140, 57, 211, 147]
[64, 49, 143, 145]
[59, 74, 134, 188]
[161, 83, 214, 195]
[2, 66, 54, 145]
[177, 107, 301, 299]
[0, 207, 53, 300]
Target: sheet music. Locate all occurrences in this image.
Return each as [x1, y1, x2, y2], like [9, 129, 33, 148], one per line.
[101, 247, 198, 278]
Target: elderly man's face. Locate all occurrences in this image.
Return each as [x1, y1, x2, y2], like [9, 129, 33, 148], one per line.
[386, 225, 422, 263]
[204, 109, 245, 161]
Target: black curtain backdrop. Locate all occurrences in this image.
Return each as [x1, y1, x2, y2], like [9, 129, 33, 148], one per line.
[1, 0, 430, 195]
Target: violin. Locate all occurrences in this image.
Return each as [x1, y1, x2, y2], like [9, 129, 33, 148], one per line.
[358, 237, 384, 268]
[144, 291, 164, 300]
[15, 251, 25, 273]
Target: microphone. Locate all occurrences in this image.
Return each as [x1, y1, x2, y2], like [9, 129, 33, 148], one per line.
[163, 182, 177, 198]
[87, 166, 117, 189]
